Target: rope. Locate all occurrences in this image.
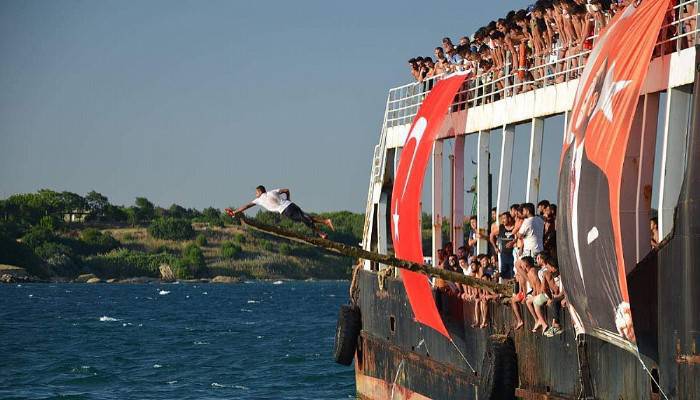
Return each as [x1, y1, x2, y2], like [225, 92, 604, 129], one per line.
[636, 352, 669, 400]
[349, 262, 362, 306]
[450, 339, 476, 373]
[377, 266, 394, 291]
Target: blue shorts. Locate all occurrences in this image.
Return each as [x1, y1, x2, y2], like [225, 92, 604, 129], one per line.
[500, 262, 514, 279]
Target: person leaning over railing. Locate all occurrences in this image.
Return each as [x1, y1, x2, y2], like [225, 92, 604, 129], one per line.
[681, 1, 696, 47]
[403, 0, 697, 102]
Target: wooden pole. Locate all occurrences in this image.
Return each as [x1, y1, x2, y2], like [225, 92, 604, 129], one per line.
[236, 215, 512, 297]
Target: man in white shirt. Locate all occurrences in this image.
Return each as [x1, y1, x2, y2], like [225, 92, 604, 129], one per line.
[226, 185, 334, 239]
[517, 203, 544, 258]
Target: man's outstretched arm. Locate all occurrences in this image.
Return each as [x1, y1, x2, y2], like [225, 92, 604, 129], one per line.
[225, 202, 255, 217]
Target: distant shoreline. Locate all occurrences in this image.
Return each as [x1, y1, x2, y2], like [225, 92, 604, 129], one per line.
[0, 275, 350, 284]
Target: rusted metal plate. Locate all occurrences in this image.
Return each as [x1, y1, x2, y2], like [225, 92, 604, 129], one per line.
[514, 388, 571, 400]
[356, 269, 664, 399]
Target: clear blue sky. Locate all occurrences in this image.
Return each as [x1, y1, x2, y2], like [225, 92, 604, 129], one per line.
[0, 0, 532, 213]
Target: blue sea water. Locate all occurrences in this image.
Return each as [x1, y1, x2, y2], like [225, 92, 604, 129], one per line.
[0, 281, 355, 399]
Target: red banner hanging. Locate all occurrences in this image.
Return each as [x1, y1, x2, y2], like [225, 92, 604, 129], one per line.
[391, 74, 468, 338]
[557, 0, 670, 347]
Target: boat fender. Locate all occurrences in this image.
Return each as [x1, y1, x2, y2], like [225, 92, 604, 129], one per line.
[333, 304, 362, 366]
[478, 334, 518, 400]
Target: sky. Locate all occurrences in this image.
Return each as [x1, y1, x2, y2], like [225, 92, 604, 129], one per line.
[1, 0, 540, 213]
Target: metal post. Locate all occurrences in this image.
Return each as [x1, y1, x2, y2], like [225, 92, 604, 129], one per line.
[659, 85, 692, 239]
[432, 141, 444, 264]
[477, 131, 491, 255]
[497, 124, 515, 215]
[621, 95, 660, 273]
[635, 94, 660, 263]
[452, 136, 465, 249]
[526, 118, 545, 203]
[377, 193, 388, 255]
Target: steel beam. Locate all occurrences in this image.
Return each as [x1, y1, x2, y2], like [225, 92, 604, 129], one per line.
[526, 118, 545, 203]
[432, 141, 444, 264]
[621, 95, 660, 272]
[636, 94, 660, 263]
[476, 131, 490, 255]
[497, 124, 515, 216]
[452, 136, 465, 249]
[377, 192, 388, 270]
[659, 85, 692, 239]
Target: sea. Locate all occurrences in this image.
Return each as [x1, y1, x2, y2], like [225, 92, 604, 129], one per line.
[0, 281, 355, 399]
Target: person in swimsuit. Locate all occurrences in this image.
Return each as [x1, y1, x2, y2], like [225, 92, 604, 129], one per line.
[226, 185, 334, 239]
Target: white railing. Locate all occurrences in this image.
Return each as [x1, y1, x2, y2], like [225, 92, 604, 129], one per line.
[385, 1, 699, 129]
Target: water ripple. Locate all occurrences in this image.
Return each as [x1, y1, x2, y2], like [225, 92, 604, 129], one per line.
[0, 281, 352, 399]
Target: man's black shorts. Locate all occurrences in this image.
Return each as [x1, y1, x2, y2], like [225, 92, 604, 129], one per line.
[282, 203, 313, 227]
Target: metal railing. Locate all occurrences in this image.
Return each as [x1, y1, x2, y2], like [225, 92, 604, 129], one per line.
[385, 0, 699, 129]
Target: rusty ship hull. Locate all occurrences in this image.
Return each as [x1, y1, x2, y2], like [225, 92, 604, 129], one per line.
[352, 264, 698, 399]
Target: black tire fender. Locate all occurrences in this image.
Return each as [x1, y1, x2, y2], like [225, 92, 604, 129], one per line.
[478, 334, 518, 400]
[333, 304, 362, 366]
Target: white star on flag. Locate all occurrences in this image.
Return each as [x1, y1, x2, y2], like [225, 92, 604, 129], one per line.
[392, 212, 400, 239]
[593, 61, 631, 122]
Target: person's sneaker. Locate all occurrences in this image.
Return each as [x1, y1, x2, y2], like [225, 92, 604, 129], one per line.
[545, 326, 563, 337]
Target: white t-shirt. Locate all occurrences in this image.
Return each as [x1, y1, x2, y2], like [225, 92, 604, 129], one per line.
[519, 216, 544, 254]
[252, 189, 292, 214]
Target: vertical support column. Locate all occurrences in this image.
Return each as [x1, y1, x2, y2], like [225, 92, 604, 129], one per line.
[477, 131, 490, 255]
[393, 148, 401, 179]
[497, 124, 515, 215]
[636, 94, 660, 262]
[526, 117, 545, 203]
[659, 85, 692, 239]
[621, 95, 660, 272]
[376, 192, 388, 255]
[432, 141, 444, 264]
[452, 136, 465, 249]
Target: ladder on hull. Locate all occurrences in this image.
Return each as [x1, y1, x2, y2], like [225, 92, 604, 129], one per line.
[361, 95, 391, 258]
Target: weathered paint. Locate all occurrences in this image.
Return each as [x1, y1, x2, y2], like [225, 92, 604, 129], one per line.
[356, 269, 662, 399]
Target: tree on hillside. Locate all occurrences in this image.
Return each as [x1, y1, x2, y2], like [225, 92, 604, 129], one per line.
[85, 191, 109, 220]
[202, 207, 225, 226]
[103, 204, 128, 223]
[58, 191, 87, 212]
[168, 204, 187, 219]
[134, 197, 155, 222]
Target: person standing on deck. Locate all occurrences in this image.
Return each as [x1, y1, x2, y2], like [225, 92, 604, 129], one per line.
[226, 185, 334, 239]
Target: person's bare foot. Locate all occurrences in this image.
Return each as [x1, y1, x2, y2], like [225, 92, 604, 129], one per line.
[325, 219, 335, 231]
[532, 322, 544, 333]
[514, 321, 524, 330]
[319, 232, 328, 239]
[479, 322, 488, 329]
[471, 321, 479, 328]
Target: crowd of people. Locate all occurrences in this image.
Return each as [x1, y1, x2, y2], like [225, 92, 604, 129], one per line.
[407, 0, 696, 101]
[431, 195, 662, 337]
[433, 200, 563, 337]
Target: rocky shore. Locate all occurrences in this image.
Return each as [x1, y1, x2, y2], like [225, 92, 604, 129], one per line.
[0, 264, 244, 284]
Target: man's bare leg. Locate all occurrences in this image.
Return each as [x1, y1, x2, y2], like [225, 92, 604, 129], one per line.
[309, 214, 334, 231]
[511, 297, 524, 330]
[472, 297, 481, 328]
[480, 299, 489, 328]
[534, 302, 548, 333]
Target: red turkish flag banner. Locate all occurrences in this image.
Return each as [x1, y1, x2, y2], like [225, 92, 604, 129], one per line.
[391, 74, 468, 338]
[557, 0, 669, 346]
